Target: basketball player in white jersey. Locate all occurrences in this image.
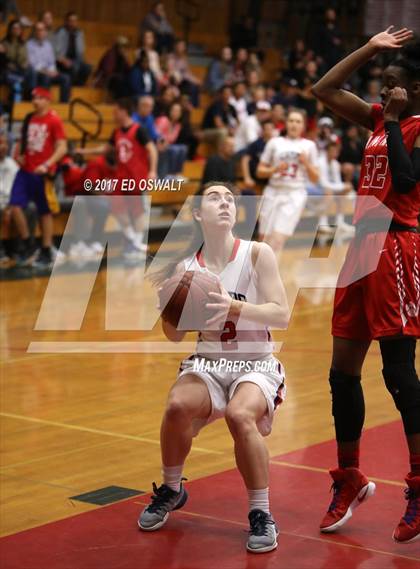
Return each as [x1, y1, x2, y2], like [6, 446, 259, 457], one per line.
[257, 109, 320, 253]
[138, 182, 290, 553]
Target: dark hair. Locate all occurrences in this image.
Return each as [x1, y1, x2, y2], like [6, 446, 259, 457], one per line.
[148, 181, 237, 285]
[261, 118, 274, 126]
[5, 19, 23, 43]
[65, 11, 77, 19]
[115, 97, 135, 115]
[390, 39, 420, 82]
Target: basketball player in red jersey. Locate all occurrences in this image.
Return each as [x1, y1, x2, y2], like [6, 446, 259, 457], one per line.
[10, 87, 67, 268]
[109, 98, 158, 258]
[78, 98, 158, 258]
[312, 28, 420, 543]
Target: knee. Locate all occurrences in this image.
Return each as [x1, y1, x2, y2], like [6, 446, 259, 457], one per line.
[165, 397, 191, 422]
[225, 406, 255, 437]
[380, 340, 419, 403]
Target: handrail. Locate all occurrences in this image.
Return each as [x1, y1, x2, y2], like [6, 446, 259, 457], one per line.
[68, 98, 103, 147]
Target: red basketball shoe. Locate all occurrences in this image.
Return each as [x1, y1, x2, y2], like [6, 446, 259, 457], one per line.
[393, 474, 420, 544]
[320, 467, 376, 533]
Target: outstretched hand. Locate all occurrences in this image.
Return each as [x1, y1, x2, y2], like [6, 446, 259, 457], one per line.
[368, 26, 413, 52]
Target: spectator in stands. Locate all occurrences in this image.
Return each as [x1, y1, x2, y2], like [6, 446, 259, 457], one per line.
[229, 81, 248, 124]
[274, 77, 300, 109]
[9, 87, 67, 268]
[235, 100, 271, 152]
[140, 1, 175, 54]
[205, 46, 234, 94]
[0, 130, 18, 263]
[240, 118, 276, 188]
[288, 39, 307, 76]
[245, 50, 263, 82]
[129, 50, 158, 98]
[246, 84, 267, 114]
[138, 29, 165, 86]
[1, 18, 34, 101]
[201, 85, 237, 148]
[167, 39, 201, 107]
[316, 141, 354, 235]
[93, 36, 131, 99]
[132, 95, 160, 142]
[202, 135, 237, 185]
[202, 134, 257, 234]
[315, 116, 340, 156]
[54, 11, 91, 86]
[364, 79, 381, 103]
[311, 7, 343, 70]
[245, 68, 260, 92]
[155, 101, 188, 179]
[272, 103, 286, 132]
[297, 60, 320, 124]
[27, 21, 71, 103]
[153, 84, 180, 117]
[232, 47, 248, 83]
[339, 124, 365, 187]
[39, 10, 54, 42]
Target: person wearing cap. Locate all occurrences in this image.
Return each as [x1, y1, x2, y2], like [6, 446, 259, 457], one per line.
[316, 116, 340, 155]
[234, 100, 272, 152]
[9, 87, 67, 268]
[27, 21, 71, 103]
[93, 36, 131, 99]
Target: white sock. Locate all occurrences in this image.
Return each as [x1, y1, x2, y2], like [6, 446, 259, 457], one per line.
[335, 213, 345, 225]
[162, 464, 183, 492]
[318, 215, 329, 226]
[248, 487, 270, 514]
[135, 231, 144, 244]
[123, 226, 136, 242]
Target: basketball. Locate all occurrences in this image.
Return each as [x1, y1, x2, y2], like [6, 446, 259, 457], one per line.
[159, 270, 221, 329]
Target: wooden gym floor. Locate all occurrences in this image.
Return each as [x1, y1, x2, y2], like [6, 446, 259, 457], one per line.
[1, 239, 419, 567]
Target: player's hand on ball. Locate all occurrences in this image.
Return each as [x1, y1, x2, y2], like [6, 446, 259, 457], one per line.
[205, 282, 233, 329]
[383, 87, 408, 120]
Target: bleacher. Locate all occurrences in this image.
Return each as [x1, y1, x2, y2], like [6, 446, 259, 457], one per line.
[1, 13, 353, 244]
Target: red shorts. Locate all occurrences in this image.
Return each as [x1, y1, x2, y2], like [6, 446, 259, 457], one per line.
[332, 231, 420, 341]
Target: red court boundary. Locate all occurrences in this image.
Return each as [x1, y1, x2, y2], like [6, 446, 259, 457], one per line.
[1, 420, 419, 568]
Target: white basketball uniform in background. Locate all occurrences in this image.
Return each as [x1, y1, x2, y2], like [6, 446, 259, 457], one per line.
[259, 136, 319, 236]
[177, 238, 286, 436]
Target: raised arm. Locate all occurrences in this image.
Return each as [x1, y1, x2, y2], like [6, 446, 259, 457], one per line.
[311, 27, 413, 129]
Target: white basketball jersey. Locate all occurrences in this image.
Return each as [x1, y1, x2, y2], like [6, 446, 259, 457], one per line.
[260, 135, 318, 192]
[183, 239, 274, 360]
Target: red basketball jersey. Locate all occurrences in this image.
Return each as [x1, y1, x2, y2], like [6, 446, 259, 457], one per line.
[353, 104, 420, 227]
[113, 123, 149, 183]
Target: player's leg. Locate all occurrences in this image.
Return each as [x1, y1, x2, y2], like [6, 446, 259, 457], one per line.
[138, 373, 212, 531]
[32, 175, 55, 267]
[9, 171, 35, 263]
[320, 336, 376, 533]
[380, 336, 420, 543]
[225, 381, 278, 553]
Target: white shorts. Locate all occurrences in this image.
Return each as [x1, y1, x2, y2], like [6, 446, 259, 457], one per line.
[177, 354, 286, 437]
[259, 186, 307, 236]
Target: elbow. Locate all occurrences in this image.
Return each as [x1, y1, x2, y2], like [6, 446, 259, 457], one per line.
[310, 83, 321, 98]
